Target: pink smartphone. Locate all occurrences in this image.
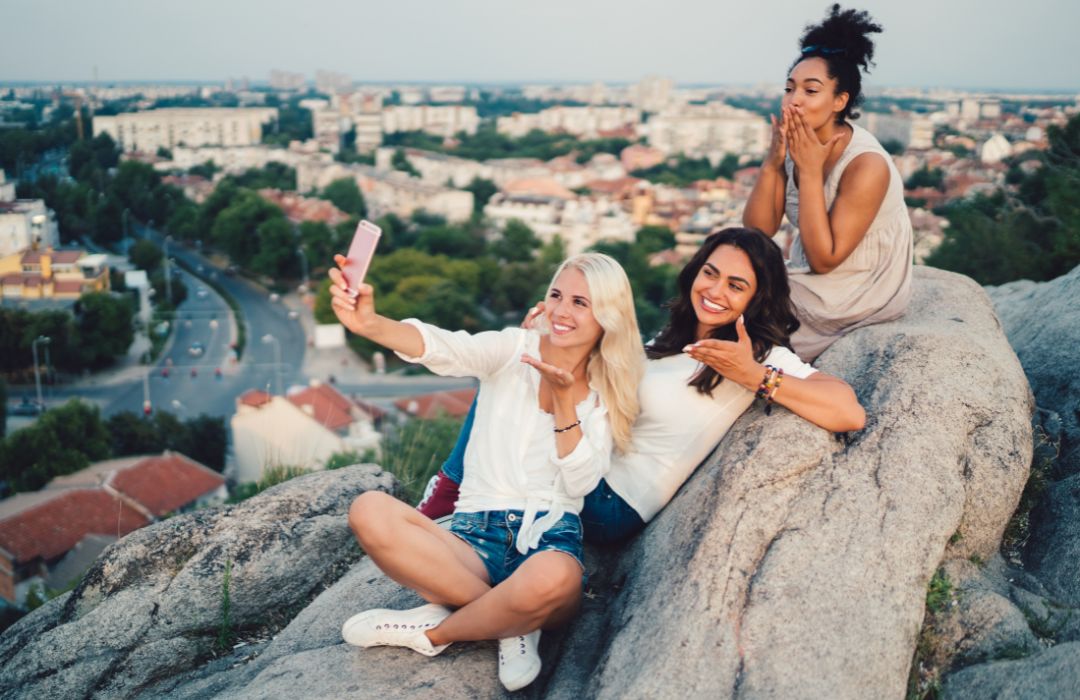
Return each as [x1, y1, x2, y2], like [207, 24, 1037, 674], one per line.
[342, 220, 382, 292]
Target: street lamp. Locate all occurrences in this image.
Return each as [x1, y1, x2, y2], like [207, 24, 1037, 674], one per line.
[31, 336, 51, 415]
[163, 235, 173, 303]
[296, 246, 309, 294]
[262, 334, 282, 395]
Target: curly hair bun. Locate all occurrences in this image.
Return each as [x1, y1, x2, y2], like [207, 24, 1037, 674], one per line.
[799, 4, 883, 74]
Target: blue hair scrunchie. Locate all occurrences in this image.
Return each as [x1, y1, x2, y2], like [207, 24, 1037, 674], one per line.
[802, 45, 847, 56]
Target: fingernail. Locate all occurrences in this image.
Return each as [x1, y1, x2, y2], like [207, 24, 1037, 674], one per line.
[347, 289, 359, 298]
[682, 344, 694, 353]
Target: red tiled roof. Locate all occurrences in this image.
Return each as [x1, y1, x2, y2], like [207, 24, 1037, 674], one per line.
[287, 383, 355, 432]
[239, 389, 273, 407]
[54, 280, 84, 293]
[22, 250, 84, 265]
[395, 388, 477, 419]
[0, 489, 149, 563]
[109, 454, 225, 518]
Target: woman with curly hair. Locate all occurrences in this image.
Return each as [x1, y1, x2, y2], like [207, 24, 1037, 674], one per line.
[744, 4, 914, 361]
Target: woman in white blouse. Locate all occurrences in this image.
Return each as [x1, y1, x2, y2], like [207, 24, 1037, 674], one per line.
[327, 252, 644, 691]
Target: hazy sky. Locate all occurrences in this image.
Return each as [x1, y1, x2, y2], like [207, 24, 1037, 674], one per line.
[2, 0, 1076, 91]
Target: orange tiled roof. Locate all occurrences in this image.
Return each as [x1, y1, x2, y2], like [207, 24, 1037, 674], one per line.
[0, 489, 149, 563]
[53, 280, 85, 293]
[109, 454, 224, 518]
[395, 388, 477, 419]
[238, 389, 273, 407]
[287, 383, 355, 432]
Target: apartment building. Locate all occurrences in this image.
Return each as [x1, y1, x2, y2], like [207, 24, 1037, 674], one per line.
[93, 108, 279, 153]
[647, 103, 768, 159]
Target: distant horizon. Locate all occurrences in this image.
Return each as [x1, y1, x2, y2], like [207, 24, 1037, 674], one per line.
[1, 78, 1077, 99]
[3, 1, 1076, 95]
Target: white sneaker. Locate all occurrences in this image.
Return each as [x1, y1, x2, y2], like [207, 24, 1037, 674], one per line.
[498, 630, 541, 691]
[341, 603, 452, 657]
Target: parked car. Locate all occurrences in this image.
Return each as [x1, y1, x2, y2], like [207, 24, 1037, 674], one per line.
[10, 398, 43, 416]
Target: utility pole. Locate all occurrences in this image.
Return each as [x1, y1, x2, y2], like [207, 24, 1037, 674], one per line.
[31, 336, 50, 414]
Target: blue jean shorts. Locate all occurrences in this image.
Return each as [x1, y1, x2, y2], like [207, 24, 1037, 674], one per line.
[450, 510, 586, 588]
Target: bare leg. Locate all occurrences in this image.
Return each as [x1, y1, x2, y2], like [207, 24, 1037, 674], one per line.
[427, 550, 583, 645]
[349, 491, 490, 607]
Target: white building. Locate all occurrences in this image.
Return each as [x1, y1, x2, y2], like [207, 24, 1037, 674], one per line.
[377, 148, 493, 188]
[647, 103, 768, 160]
[980, 133, 1012, 164]
[270, 70, 307, 91]
[863, 112, 934, 150]
[484, 192, 636, 255]
[634, 76, 675, 113]
[312, 108, 351, 154]
[158, 144, 332, 175]
[316, 70, 352, 95]
[496, 106, 642, 139]
[231, 382, 381, 484]
[297, 161, 474, 222]
[0, 197, 58, 257]
[382, 105, 480, 138]
[0, 169, 15, 202]
[93, 108, 279, 153]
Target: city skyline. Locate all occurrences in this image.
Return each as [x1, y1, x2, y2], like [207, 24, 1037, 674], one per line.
[2, 0, 1077, 92]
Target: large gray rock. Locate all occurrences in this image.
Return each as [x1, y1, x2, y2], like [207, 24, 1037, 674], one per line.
[165, 266, 1030, 700]
[942, 642, 1080, 699]
[0, 267, 1036, 700]
[987, 264, 1080, 477]
[0, 465, 397, 700]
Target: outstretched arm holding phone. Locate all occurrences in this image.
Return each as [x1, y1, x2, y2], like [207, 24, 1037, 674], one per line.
[328, 256, 425, 358]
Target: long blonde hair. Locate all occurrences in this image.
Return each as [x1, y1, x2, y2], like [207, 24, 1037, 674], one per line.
[546, 253, 644, 454]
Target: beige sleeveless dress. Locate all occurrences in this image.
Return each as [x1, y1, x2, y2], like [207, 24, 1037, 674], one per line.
[783, 122, 913, 361]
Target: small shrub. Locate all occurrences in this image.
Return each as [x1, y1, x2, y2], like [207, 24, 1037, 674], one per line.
[228, 464, 308, 503]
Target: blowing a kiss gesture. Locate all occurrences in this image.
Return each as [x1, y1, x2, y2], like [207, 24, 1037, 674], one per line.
[682, 314, 765, 392]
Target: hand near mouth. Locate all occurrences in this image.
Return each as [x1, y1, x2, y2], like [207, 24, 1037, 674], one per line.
[521, 353, 575, 391]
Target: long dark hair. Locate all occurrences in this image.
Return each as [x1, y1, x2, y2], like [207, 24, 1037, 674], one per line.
[647, 227, 800, 396]
[789, 4, 883, 123]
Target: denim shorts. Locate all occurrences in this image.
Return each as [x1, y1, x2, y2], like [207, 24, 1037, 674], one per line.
[581, 478, 646, 545]
[450, 510, 586, 588]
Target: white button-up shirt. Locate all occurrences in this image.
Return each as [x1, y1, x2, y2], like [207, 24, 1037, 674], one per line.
[396, 320, 612, 553]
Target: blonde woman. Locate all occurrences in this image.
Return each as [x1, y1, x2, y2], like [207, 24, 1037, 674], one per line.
[328, 252, 644, 691]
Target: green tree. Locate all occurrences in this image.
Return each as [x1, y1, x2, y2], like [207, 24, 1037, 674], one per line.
[464, 177, 497, 214]
[321, 178, 367, 218]
[0, 379, 6, 439]
[490, 219, 540, 262]
[251, 217, 300, 278]
[211, 191, 284, 267]
[635, 225, 676, 255]
[0, 400, 110, 492]
[129, 239, 163, 272]
[416, 224, 486, 258]
[71, 293, 135, 369]
[391, 148, 420, 177]
[106, 411, 164, 456]
[177, 414, 228, 472]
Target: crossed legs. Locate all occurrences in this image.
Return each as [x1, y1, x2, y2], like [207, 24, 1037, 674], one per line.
[348, 491, 582, 643]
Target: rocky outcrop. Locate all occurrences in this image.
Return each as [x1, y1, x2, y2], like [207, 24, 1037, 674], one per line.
[0, 466, 398, 700]
[0, 266, 1037, 699]
[937, 265, 1080, 697]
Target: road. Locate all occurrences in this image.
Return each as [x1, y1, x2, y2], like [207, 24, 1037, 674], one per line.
[37, 230, 473, 421]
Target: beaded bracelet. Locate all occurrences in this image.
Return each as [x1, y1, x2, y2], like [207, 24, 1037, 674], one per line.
[756, 365, 780, 400]
[554, 419, 581, 433]
[764, 368, 785, 415]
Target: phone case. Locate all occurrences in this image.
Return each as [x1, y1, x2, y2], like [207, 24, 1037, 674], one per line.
[343, 220, 382, 290]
